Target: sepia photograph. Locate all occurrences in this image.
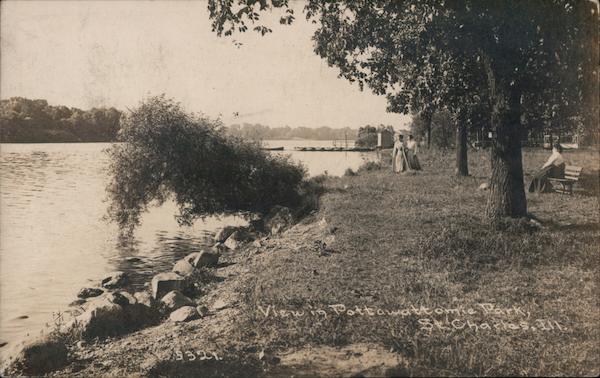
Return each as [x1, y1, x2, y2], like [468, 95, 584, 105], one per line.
[0, 0, 598, 376]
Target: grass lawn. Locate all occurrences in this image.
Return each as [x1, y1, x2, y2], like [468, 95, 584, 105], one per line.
[239, 147, 599, 376]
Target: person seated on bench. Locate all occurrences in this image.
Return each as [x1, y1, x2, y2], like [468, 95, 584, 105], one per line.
[529, 143, 566, 193]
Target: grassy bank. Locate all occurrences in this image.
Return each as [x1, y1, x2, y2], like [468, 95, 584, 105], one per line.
[239, 147, 599, 376]
[21, 147, 598, 376]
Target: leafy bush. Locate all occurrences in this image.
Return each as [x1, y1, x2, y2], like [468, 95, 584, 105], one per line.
[105, 96, 306, 230]
[293, 176, 327, 219]
[357, 160, 382, 173]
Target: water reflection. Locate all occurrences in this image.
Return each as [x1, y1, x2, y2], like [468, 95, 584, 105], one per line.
[109, 230, 216, 289]
[0, 141, 373, 350]
[263, 139, 376, 176]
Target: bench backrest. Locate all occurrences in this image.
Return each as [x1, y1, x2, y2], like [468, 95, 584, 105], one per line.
[565, 165, 583, 181]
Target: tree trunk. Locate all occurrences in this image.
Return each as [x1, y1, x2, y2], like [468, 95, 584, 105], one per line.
[456, 122, 469, 176]
[423, 112, 432, 149]
[482, 54, 528, 219]
[484, 87, 527, 219]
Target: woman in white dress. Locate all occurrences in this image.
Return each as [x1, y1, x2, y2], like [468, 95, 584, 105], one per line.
[528, 143, 566, 193]
[391, 134, 408, 173]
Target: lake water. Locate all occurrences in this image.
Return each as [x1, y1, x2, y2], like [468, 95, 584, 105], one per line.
[0, 141, 375, 354]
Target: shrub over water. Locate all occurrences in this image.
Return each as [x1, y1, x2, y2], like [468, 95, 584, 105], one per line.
[106, 96, 307, 231]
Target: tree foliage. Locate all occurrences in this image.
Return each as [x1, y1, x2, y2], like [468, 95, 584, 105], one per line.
[106, 96, 306, 230]
[207, 0, 598, 219]
[0, 97, 122, 142]
[411, 110, 456, 149]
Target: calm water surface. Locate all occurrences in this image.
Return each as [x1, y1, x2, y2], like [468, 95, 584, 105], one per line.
[0, 141, 374, 354]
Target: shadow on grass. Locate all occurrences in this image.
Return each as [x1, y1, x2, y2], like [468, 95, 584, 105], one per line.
[576, 169, 600, 197]
[326, 187, 349, 194]
[216, 261, 236, 269]
[147, 358, 262, 378]
[190, 269, 226, 284]
[546, 221, 600, 232]
[416, 217, 598, 282]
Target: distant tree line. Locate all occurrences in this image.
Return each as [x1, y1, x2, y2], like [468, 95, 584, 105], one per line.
[0, 97, 122, 143]
[0, 99, 366, 144]
[227, 123, 358, 141]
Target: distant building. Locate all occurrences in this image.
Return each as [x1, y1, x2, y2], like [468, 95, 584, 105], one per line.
[377, 129, 394, 149]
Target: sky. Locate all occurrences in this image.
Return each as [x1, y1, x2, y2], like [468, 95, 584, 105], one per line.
[0, 0, 411, 129]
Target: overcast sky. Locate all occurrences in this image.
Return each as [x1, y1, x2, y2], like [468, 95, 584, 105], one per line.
[0, 0, 411, 129]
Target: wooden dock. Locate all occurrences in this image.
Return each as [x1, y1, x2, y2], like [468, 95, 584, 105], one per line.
[293, 146, 375, 152]
[260, 146, 284, 151]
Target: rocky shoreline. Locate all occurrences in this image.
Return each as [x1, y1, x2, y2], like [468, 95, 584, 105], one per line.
[1, 205, 298, 376]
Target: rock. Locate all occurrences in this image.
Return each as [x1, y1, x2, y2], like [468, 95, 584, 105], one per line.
[248, 218, 265, 233]
[77, 287, 104, 299]
[478, 182, 489, 190]
[252, 239, 262, 248]
[192, 250, 220, 268]
[125, 257, 142, 263]
[172, 258, 195, 277]
[101, 271, 127, 289]
[529, 218, 543, 229]
[134, 291, 154, 308]
[258, 350, 281, 365]
[264, 206, 294, 234]
[223, 229, 255, 250]
[223, 236, 240, 250]
[214, 226, 240, 243]
[183, 252, 201, 265]
[76, 340, 86, 348]
[75, 296, 125, 338]
[69, 299, 87, 307]
[212, 298, 230, 311]
[151, 272, 186, 300]
[109, 291, 137, 306]
[74, 294, 158, 339]
[196, 305, 209, 317]
[160, 290, 194, 311]
[11, 336, 68, 375]
[0, 340, 8, 348]
[169, 306, 199, 322]
[212, 242, 227, 253]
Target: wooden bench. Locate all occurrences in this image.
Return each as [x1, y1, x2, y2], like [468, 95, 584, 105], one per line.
[547, 165, 582, 195]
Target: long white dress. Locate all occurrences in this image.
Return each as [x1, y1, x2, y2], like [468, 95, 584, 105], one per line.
[392, 140, 408, 173]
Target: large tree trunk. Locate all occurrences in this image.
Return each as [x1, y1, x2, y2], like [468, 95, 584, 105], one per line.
[484, 85, 527, 219]
[456, 122, 469, 176]
[482, 54, 528, 219]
